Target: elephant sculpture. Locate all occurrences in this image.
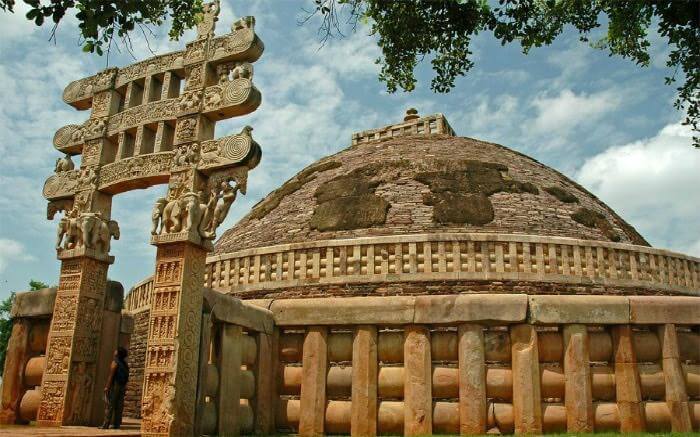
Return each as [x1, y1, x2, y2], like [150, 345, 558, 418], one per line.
[78, 213, 120, 253]
[56, 209, 80, 249]
[161, 198, 186, 234]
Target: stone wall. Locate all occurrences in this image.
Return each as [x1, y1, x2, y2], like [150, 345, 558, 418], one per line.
[123, 309, 149, 418]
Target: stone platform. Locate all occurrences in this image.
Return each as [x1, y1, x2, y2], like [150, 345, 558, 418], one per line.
[0, 418, 140, 436]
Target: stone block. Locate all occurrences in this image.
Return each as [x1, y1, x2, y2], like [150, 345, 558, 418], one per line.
[629, 296, 700, 324]
[528, 295, 629, 324]
[11, 288, 56, 318]
[413, 294, 526, 324]
[119, 314, 134, 334]
[204, 288, 274, 334]
[403, 326, 432, 436]
[271, 297, 415, 326]
[103, 280, 124, 312]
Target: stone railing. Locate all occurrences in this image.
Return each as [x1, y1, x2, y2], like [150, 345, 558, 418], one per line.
[256, 294, 700, 435]
[124, 275, 153, 313]
[351, 113, 455, 146]
[203, 233, 700, 296]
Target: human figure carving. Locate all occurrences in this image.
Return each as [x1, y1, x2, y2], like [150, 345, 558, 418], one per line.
[199, 188, 218, 235]
[201, 180, 238, 239]
[196, 0, 220, 40]
[151, 198, 167, 235]
[55, 155, 75, 173]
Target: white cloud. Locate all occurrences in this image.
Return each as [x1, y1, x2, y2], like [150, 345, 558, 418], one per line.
[577, 120, 699, 255]
[531, 89, 621, 134]
[302, 30, 380, 78]
[0, 239, 36, 272]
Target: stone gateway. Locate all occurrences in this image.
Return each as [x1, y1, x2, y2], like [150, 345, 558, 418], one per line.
[1, 2, 699, 436]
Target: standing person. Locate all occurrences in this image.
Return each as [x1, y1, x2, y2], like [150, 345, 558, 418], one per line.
[101, 347, 129, 429]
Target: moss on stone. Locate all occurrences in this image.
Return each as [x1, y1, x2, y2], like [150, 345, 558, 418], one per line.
[544, 186, 579, 203]
[249, 160, 341, 220]
[310, 194, 390, 231]
[424, 192, 494, 225]
[309, 161, 408, 231]
[571, 207, 620, 242]
[414, 159, 537, 225]
[314, 175, 380, 203]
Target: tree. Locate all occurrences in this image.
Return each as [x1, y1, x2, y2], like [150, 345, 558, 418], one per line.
[2, 1, 697, 146]
[0, 0, 203, 57]
[0, 280, 49, 376]
[308, 0, 699, 148]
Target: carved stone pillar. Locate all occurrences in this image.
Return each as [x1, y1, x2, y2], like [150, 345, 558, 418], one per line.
[140, 237, 208, 437]
[37, 252, 111, 426]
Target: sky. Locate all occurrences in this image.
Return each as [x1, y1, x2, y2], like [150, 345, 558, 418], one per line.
[0, 1, 698, 301]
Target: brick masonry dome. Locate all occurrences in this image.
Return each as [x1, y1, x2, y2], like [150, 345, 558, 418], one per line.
[215, 115, 647, 255]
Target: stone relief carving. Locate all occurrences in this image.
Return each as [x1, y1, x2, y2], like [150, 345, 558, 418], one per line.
[98, 153, 172, 190]
[172, 143, 200, 168]
[178, 90, 203, 115]
[37, 381, 65, 422]
[141, 374, 174, 434]
[175, 116, 198, 143]
[233, 15, 255, 32]
[196, 0, 220, 40]
[198, 126, 255, 170]
[56, 208, 120, 254]
[43, 170, 80, 200]
[151, 179, 239, 241]
[53, 125, 82, 152]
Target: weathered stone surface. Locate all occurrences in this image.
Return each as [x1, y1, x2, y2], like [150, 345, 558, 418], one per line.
[203, 288, 274, 334]
[11, 288, 57, 318]
[611, 325, 646, 432]
[629, 296, 700, 324]
[216, 134, 650, 254]
[218, 324, 243, 436]
[351, 325, 378, 436]
[119, 314, 134, 335]
[529, 295, 630, 324]
[254, 331, 277, 435]
[563, 324, 594, 432]
[299, 327, 328, 437]
[103, 281, 124, 312]
[0, 319, 31, 424]
[403, 326, 432, 436]
[458, 324, 487, 434]
[656, 325, 692, 431]
[418, 294, 527, 324]
[270, 297, 415, 325]
[510, 324, 542, 434]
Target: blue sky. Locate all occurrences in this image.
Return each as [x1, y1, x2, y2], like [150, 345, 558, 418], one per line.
[0, 1, 698, 301]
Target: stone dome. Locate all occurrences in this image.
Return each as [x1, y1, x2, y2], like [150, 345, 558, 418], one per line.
[215, 117, 647, 255]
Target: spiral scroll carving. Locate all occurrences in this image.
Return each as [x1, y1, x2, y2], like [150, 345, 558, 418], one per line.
[222, 79, 251, 106]
[220, 134, 251, 162]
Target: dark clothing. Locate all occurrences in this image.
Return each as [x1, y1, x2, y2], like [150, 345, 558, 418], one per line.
[102, 382, 125, 429]
[114, 358, 129, 385]
[103, 357, 129, 429]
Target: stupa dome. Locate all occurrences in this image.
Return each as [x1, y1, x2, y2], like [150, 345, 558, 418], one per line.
[216, 112, 647, 252]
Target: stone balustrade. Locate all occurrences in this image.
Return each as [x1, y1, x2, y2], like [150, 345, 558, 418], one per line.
[351, 113, 455, 146]
[260, 294, 699, 435]
[203, 233, 699, 296]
